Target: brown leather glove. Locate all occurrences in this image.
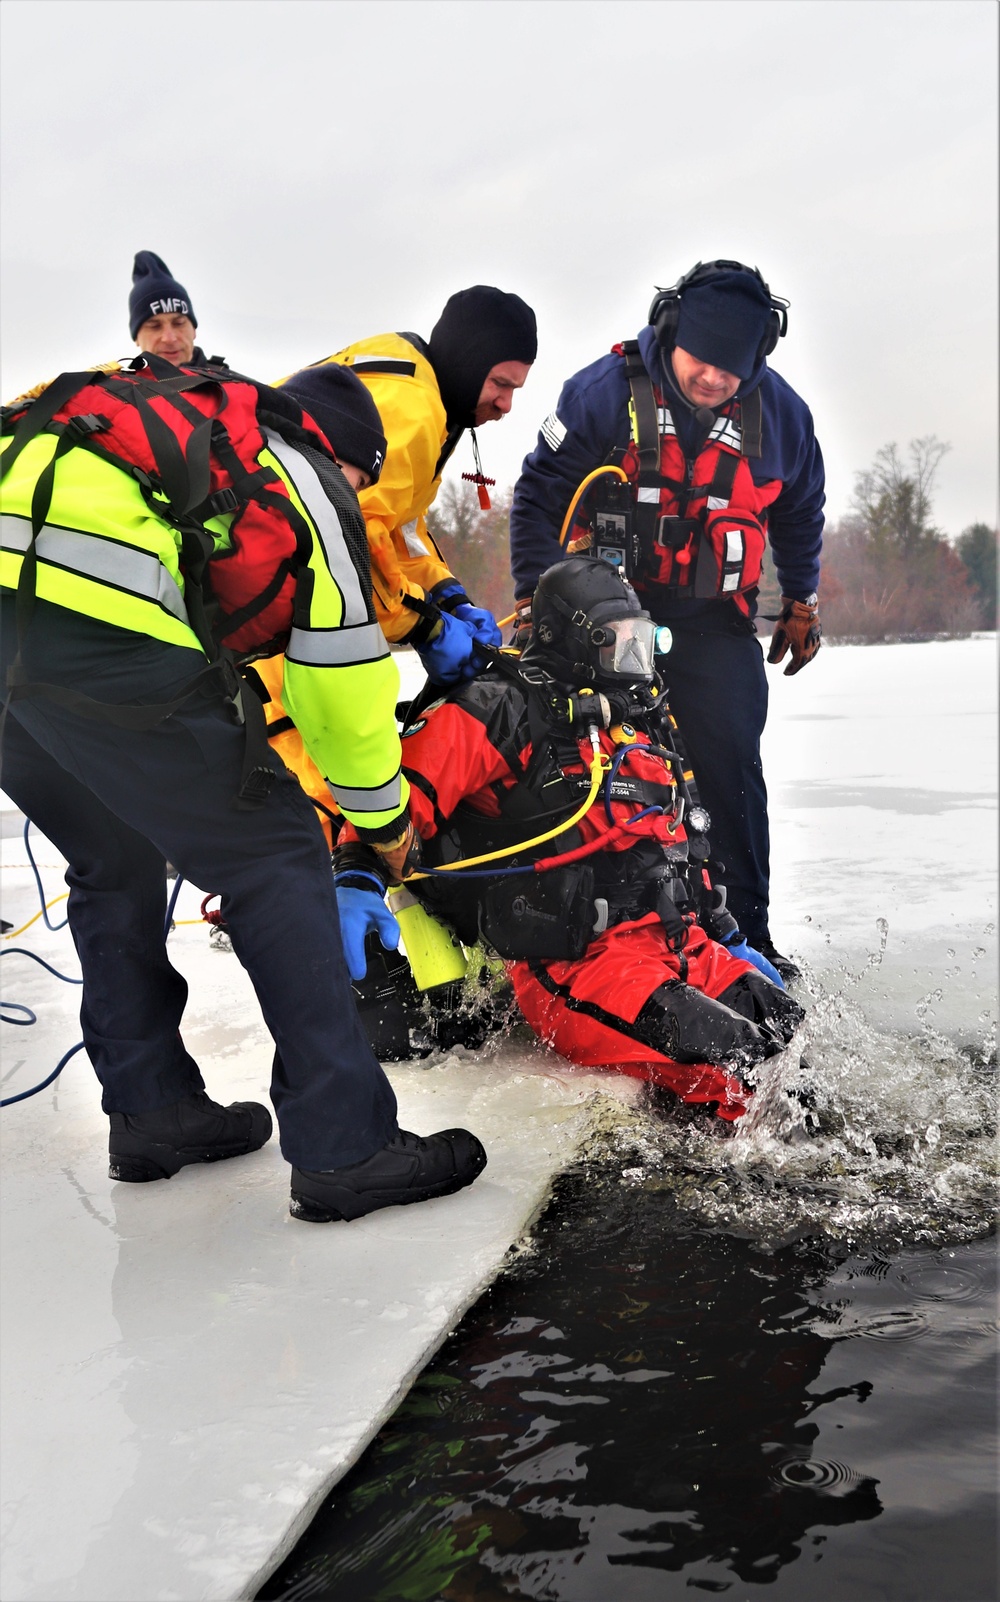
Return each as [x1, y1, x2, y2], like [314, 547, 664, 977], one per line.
[370, 820, 421, 885]
[767, 596, 821, 676]
[509, 595, 533, 652]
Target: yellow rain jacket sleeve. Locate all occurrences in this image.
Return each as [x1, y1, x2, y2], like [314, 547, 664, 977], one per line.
[254, 651, 339, 849]
[258, 435, 409, 836]
[301, 334, 457, 644]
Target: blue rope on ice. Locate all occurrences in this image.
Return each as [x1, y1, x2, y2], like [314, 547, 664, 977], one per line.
[0, 833, 186, 1106]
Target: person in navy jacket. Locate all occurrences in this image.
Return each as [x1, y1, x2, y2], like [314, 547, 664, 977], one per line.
[509, 261, 825, 976]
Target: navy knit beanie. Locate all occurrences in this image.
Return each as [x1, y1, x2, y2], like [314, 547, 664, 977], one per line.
[427, 286, 537, 428]
[282, 364, 388, 483]
[129, 251, 197, 340]
[674, 269, 773, 379]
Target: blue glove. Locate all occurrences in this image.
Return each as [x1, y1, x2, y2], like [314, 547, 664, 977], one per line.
[415, 610, 481, 686]
[452, 603, 502, 650]
[335, 884, 400, 982]
[724, 934, 786, 990]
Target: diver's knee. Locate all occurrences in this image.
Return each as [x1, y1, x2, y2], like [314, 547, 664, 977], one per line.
[717, 970, 805, 1040]
[635, 981, 769, 1068]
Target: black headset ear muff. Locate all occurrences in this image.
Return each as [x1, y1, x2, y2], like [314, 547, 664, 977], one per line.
[648, 260, 789, 367]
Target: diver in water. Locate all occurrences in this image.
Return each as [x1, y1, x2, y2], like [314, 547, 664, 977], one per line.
[335, 557, 804, 1123]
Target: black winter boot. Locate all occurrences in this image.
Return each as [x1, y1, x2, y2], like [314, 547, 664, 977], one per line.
[108, 1090, 273, 1182]
[756, 939, 802, 983]
[290, 1127, 488, 1222]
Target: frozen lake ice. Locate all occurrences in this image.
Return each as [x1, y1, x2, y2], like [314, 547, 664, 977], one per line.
[0, 635, 996, 1601]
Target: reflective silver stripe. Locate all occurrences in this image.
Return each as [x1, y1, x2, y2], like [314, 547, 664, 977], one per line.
[711, 416, 742, 452]
[707, 495, 730, 511]
[722, 527, 745, 591]
[400, 518, 429, 558]
[540, 411, 567, 452]
[329, 774, 403, 813]
[262, 431, 370, 628]
[285, 621, 387, 667]
[656, 404, 740, 453]
[0, 513, 189, 624]
[636, 488, 660, 505]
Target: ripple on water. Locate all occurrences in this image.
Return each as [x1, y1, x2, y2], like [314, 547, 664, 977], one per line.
[858, 1309, 931, 1340]
[774, 1458, 879, 1494]
[897, 1263, 985, 1301]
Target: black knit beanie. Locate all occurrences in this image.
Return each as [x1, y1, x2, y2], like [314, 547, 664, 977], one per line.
[282, 364, 388, 483]
[129, 251, 197, 340]
[427, 286, 537, 428]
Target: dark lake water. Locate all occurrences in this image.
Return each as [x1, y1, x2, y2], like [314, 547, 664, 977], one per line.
[260, 1165, 996, 1601]
[261, 955, 997, 1602]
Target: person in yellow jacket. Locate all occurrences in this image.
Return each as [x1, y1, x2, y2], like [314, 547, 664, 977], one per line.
[254, 292, 537, 843]
[0, 358, 486, 1223]
[291, 283, 537, 686]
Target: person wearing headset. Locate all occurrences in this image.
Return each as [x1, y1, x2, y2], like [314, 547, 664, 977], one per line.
[507, 261, 825, 981]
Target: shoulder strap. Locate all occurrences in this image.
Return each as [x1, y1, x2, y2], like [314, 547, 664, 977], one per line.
[0, 371, 100, 481]
[738, 385, 763, 459]
[620, 340, 660, 471]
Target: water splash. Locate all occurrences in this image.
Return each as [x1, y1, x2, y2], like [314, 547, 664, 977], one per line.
[575, 921, 997, 1252]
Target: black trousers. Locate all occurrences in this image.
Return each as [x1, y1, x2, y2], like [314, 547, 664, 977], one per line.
[0, 596, 398, 1170]
[655, 614, 771, 945]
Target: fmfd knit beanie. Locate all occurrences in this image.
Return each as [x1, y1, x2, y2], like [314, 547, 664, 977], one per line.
[129, 251, 197, 340]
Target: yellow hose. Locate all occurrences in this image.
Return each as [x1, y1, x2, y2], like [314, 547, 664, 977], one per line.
[2, 895, 68, 940]
[406, 744, 609, 879]
[558, 464, 629, 549]
[496, 465, 630, 627]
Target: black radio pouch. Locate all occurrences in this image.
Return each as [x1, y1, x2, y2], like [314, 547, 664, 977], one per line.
[479, 863, 597, 961]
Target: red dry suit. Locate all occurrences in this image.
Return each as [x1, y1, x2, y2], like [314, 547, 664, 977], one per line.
[343, 667, 769, 1118]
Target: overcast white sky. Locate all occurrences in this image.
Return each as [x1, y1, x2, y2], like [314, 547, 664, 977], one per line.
[1, 0, 996, 536]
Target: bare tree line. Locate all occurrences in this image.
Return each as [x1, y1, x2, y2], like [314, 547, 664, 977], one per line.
[428, 440, 997, 644]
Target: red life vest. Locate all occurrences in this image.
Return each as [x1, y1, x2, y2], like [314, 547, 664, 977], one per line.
[1, 357, 335, 657]
[611, 341, 782, 617]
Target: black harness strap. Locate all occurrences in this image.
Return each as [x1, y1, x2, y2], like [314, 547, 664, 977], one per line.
[738, 386, 763, 459]
[0, 372, 101, 481]
[433, 423, 466, 481]
[704, 449, 741, 504]
[213, 557, 296, 643]
[527, 959, 696, 1037]
[11, 415, 110, 657]
[621, 340, 659, 470]
[4, 656, 231, 729]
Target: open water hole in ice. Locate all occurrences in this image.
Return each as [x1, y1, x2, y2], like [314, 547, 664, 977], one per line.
[260, 964, 997, 1602]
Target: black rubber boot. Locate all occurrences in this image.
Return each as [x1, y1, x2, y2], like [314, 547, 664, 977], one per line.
[717, 970, 806, 1041]
[634, 980, 771, 1072]
[108, 1089, 273, 1182]
[290, 1127, 488, 1223]
[756, 938, 802, 984]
